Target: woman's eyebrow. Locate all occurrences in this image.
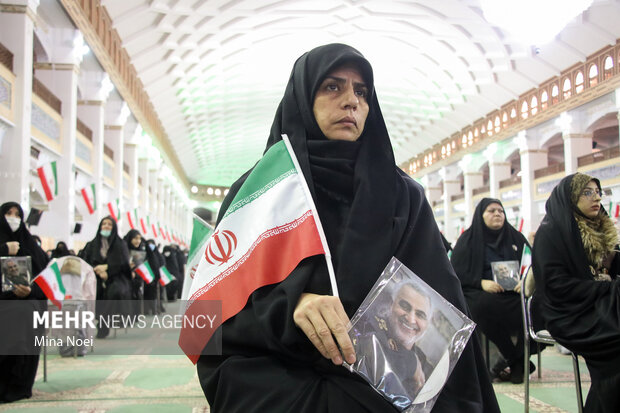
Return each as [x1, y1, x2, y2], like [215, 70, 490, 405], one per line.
[322, 76, 367, 88]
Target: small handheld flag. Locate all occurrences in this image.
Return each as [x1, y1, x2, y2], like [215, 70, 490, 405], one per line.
[135, 261, 155, 284]
[159, 267, 175, 286]
[34, 260, 66, 309]
[520, 245, 532, 278]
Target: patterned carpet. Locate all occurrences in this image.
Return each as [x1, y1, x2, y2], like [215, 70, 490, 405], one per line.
[0, 319, 589, 413]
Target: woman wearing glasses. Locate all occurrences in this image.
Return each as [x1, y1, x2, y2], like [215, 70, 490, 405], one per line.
[533, 173, 619, 412]
[451, 198, 536, 384]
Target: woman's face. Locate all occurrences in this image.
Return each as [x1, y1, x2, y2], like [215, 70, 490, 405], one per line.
[313, 64, 369, 141]
[5, 206, 20, 219]
[101, 219, 114, 232]
[482, 202, 505, 230]
[131, 234, 142, 248]
[576, 180, 601, 219]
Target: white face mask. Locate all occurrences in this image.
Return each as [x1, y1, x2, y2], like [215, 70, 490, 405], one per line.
[100, 229, 112, 238]
[148, 244, 156, 251]
[5, 216, 21, 232]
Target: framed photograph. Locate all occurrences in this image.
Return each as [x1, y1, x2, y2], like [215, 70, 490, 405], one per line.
[346, 257, 475, 412]
[1, 256, 32, 292]
[491, 260, 520, 291]
[130, 250, 147, 267]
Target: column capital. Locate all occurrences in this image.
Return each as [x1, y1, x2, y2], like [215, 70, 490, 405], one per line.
[562, 132, 593, 141]
[33, 62, 80, 74]
[78, 71, 113, 102]
[0, 0, 39, 21]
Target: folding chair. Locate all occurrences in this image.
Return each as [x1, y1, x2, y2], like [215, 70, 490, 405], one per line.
[520, 266, 583, 413]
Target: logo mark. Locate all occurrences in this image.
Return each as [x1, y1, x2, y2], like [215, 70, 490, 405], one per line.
[205, 230, 237, 265]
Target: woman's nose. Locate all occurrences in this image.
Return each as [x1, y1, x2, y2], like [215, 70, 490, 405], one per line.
[342, 86, 358, 108]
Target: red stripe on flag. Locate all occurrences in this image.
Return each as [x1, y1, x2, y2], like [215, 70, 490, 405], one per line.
[34, 277, 62, 309]
[518, 218, 524, 233]
[140, 218, 148, 234]
[81, 188, 94, 214]
[37, 167, 54, 201]
[127, 212, 135, 229]
[179, 214, 324, 363]
[615, 204, 620, 219]
[108, 203, 117, 221]
[152, 224, 158, 238]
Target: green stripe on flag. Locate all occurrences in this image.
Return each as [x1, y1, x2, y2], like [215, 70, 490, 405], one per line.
[224, 141, 296, 218]
[188, 216, 212, 264]
[51, 261, 65, 295]
[51, 161, 58, 196]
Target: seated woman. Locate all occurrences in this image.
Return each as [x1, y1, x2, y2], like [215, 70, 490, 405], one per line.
[533, 173, 620, 412]
[451, 198, 536, 383]
[196, 43, 499, 413]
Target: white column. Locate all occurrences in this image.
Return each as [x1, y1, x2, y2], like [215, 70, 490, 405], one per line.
[463, 172, 483, 225]
[77, 71, 112, 236]
[138, 157, 149, 216]
[517, 130, 548, 237]
[439, 166, 461, 243]
[563, 133, 592, 175]
[34, 28, 83, 248]
[0, 1, 38, 208]
[488, 162, 511, 199]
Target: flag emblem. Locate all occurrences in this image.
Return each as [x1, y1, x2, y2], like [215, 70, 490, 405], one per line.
[205, 229, 237, 265]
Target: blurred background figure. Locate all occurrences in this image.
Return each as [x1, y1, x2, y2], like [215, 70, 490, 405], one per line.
[50, 241, 72, 259]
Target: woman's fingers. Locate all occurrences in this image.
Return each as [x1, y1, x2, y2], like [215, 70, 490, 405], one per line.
[294, 293, 356, 365]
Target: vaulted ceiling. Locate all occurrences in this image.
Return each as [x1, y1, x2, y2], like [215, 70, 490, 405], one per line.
[98, 0, 620, 187]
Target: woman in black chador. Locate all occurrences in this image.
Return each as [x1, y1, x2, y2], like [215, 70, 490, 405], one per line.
[0, 201, 49, 402]
[79, 216, 131, 338]
[451, 198, 537, 383]
[533, 173, 620, 412]
[196, 43, 499, 413]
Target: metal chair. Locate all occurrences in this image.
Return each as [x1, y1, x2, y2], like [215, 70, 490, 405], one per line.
[520, 265, 583, 413]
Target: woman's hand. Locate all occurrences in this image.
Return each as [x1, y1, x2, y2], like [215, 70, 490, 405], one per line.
[98, 270, 108, 281]
[293, 293, 356, 366]
[513, 280, 522, 294]
[6, 241, 19, 255]
[481, 279, 504, 293]
[13, 284, 31, 298]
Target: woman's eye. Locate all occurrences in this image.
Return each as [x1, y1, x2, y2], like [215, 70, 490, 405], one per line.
[326, 84, 338, 91]
[355, 89, 367, 98]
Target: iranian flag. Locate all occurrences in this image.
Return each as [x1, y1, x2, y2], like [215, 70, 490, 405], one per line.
[126, 209, 138, 230]
[135, 261, 155, 284]
[140, 217, 148, 235]
[180, 215, 213, 300]
[37, 161, 58, 202]
[518, 217, 524, 233]
[80, 184, 97, 215]
[159, 266, 175, 286]
[34, 260, 66, 309]
[520, 244, 532, 277]
[107, 199, 120, 222]
[148, 216, 158, 238]
[608, 201, 620, 219]
[179, 135, 335, 364]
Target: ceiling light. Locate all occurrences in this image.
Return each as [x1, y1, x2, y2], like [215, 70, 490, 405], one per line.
[191, 185, 198, 193]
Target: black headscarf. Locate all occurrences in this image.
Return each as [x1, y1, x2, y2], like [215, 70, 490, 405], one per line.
[218, 43, 399, 314]
[79, 216, 130, 276]
[123, 229, 143, 251]
[0, 202, 49, 276]
[51, 241, 71, 259]
[533, 174, 616, 303]
[451, 198, 529, 289]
